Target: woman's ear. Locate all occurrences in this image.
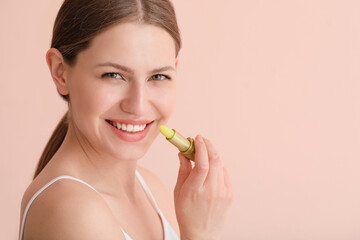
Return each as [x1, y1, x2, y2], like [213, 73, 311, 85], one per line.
[175, 58, 179, 69]
[45, 48, 69, 96]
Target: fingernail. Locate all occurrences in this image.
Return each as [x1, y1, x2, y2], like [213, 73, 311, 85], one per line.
[197, 135, 203, 143]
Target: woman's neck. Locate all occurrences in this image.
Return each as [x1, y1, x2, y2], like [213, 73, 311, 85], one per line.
[51, 121, 140, 201]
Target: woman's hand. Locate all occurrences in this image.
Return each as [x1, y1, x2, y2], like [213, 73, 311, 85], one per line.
[174, 135, 233, 240]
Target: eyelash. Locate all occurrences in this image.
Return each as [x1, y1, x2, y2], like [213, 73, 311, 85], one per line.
[101, 72, 172, 81]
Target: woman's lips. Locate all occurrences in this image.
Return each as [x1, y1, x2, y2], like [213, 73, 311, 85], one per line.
[105, 120, 154, 142]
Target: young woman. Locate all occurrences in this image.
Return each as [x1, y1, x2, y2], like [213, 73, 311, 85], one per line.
[19, 0, 233, 239]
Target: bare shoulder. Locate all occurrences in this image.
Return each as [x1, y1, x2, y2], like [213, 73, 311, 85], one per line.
[137, 165, 180, 235]
[20, 177, 125, 240]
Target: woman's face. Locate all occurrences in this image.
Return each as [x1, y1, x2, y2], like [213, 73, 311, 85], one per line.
[64, 22, 177, 161]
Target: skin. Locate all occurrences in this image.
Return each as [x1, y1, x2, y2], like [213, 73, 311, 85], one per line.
[20, 22, 233, 240]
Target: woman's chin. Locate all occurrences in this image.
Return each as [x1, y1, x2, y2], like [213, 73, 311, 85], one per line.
[110, 150, 147, 162]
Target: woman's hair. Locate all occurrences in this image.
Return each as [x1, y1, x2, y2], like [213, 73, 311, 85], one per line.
[33, 0, 182, 179]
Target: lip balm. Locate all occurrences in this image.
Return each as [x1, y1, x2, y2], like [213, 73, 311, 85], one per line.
[159, 125, 195, 161]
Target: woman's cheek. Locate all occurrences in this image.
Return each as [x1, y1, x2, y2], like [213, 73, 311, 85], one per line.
[70, 77, 112, 126]
[151, 85, 176, 116]
[79, 81, 104, 113]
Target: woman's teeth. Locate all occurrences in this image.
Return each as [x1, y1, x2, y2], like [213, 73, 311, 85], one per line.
[108, 120, 147, 132]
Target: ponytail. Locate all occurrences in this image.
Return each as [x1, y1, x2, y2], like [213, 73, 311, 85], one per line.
[33, 111, 68, 179]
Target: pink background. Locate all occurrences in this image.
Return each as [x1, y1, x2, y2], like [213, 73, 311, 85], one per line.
[1, 0, 360, 239]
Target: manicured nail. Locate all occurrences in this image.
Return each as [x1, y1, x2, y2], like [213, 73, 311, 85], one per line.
[197, 135, 203, 143]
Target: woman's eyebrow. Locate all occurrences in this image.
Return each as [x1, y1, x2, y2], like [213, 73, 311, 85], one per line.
[95, 62, 175, 74]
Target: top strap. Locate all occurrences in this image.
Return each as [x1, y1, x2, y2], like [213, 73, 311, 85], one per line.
[135, 170, 162, 213]
[19, 175, 98, 240]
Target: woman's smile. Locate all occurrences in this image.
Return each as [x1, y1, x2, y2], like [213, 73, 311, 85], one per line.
[105, 119, 155, 142]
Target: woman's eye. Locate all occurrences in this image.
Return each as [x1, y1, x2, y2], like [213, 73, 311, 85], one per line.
[102, 72, 123, 79]
[151, 74, 171, 81]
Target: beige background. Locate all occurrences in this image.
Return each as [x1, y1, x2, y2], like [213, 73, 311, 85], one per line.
[1, 0, 359, 239]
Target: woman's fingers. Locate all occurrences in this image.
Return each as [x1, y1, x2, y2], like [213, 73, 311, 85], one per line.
[173, 135, 233, 240]
[203, 137, 224, 187]
[185, 135, 209, 189]
[223, 167, 234, 202]
[174, 152, 192, 198]
[175, 135, 227, 194]
[223, 167, 233, 192]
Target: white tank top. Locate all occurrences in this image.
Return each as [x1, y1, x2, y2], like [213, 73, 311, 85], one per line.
[19, 170, 179, 240]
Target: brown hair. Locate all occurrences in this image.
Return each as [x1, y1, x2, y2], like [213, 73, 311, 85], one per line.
[33, 0, 182, 179]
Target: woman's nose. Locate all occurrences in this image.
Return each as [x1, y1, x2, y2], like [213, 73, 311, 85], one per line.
[120, 82, 147, 116]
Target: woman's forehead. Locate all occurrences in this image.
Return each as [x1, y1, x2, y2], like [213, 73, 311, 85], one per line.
[77, 22, 176, 69]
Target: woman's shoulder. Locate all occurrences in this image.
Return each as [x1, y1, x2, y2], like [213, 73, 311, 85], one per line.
[20, 174, 126, 240]
[136, 165, 180, 236]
